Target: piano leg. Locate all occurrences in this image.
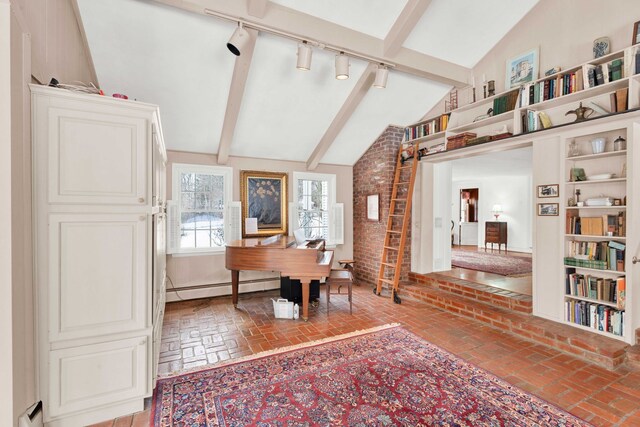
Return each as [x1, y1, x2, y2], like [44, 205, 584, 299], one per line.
[301, 279, 310, 321]
[231, 270, 239, 308]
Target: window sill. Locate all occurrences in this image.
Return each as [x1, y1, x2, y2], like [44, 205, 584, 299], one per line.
[170, 250, 225, 257]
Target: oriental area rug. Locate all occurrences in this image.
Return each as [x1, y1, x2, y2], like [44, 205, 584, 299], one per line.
[152, 324, 590, 426]
[451, 248, 532, 276]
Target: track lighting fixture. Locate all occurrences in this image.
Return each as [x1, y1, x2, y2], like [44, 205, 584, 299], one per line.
[335, 52, 350, 80]
[373, 64, 388, 89]
[227, 22, 249, 56]
[296, 42, 312, 71]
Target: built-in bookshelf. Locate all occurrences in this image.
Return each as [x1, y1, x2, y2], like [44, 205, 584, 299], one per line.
[563, 128, 628, 340]
[405, 44, 640, 158]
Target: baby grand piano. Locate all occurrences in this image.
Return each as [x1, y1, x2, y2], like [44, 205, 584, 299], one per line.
[225, 234, 334, 321]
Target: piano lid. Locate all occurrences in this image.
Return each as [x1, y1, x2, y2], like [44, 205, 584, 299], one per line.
[226, 234, 296, 249]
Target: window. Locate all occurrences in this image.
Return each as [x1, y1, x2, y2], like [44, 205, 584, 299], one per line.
[171, 164, 232, 253]
[292, 172, 343, 246]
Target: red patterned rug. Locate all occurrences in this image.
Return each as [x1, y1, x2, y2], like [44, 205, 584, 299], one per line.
[451, 249, 532, 276]
[152, 325, 589, 426]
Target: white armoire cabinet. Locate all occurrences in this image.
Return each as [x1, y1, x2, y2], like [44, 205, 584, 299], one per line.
[31, 85, 167, 426]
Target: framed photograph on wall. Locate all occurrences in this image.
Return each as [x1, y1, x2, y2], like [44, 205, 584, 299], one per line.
[506, 48, 539, 89]
[367, 194, 380, 221]
[538, 203, 559, 216]
[240, 170, 288, 237]
[537, 184, 559, 198]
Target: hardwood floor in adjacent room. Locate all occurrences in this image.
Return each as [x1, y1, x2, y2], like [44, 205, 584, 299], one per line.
[91, 283, 639, 427]
[447, 244, 533, 296]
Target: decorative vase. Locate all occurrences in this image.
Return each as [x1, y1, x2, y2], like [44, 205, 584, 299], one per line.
[591, 137, 605, 154]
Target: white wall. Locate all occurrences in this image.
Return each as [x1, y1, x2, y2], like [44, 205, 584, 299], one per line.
[1, 3, 14, 425]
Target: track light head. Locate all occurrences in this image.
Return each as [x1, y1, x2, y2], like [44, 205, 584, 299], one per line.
[227, 23, 249, 56]
[373, 64, 388, 89]
[296, 42, 312, 71]
[335, 52, 350, 80]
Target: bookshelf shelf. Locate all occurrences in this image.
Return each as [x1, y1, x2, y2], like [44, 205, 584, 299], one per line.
[564, 294, 620, 309]
[563, 265, 626, 275]
[408, 130, 446, 145]
[522, 78, 629, 112]
[447, 110, 514, 133]
[565, 178, 626, 185]
[564, 234, 626, 240]
[565, 206, 626, 210]
[567, 149, 626, 161]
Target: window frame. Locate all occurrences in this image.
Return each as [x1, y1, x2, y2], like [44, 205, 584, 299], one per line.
[171, 163, 233, 254]
[292, 171, 337, 244]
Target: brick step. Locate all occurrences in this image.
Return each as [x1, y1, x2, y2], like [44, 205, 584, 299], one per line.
[408, 272, 532, 314]
[398, 280, 629, 370]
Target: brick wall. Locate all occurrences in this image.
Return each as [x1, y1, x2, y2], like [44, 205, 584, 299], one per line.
[353, 126, 411, 288]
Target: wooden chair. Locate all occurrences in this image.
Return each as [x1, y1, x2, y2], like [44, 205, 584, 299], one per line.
[326, 262, 353, 314]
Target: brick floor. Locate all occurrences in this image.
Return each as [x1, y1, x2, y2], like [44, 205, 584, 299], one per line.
[90, 284, 640, 426]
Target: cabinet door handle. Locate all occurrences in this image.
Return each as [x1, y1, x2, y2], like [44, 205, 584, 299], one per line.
[633, 256, 639, 265]
[139, 197, 145, 203]
[139, 215, 146, 221]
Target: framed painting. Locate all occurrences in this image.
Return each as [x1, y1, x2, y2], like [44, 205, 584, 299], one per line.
[367, 194, 380, 221]
[506, 48, 539, 89]
[633, 21, 640, 45]
[240, 170, 288, 237]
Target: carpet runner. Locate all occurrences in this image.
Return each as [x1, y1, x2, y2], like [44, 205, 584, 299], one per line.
[451, 248, 532, 276]
[152, 324, 589, 426]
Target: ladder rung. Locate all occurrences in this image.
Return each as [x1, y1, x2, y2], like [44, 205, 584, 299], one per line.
[390, 214, 404, 217]
[386, 230, 401, 234]
[379, 279, 395, 285]
[381, 262, 396, 268]
[392, 198, 407, 201]
[395, 182, 410, 185]
[384, 246, 399, 251]
[399, 165, 412, 169]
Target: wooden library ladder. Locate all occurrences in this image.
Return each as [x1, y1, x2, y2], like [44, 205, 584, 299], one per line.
[375, 142, 419, 304]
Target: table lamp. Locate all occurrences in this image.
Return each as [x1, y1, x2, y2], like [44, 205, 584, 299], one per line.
[492, 204, 503, 220]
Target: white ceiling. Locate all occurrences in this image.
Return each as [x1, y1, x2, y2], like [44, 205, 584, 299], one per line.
[76, 0, 540, 166]
[403, 0, 539, 68]
[451, 146, 533, 181]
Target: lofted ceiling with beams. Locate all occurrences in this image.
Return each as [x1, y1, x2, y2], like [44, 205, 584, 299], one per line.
[76, 0, 539, 168]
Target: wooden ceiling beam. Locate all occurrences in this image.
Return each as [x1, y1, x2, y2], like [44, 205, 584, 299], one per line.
[383, 0, 432, 58]
[247, 0, 268, 18]
[216, 27, 258, 164]
[306, 63, 377, 171]
[151, 0, 469, 87]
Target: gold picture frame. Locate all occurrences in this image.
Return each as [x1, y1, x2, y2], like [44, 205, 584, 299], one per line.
[240, 170, 288, 237]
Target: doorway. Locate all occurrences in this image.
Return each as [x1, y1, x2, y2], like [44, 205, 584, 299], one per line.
[447, 147, 533, 296]
[458, 188, 479, 246]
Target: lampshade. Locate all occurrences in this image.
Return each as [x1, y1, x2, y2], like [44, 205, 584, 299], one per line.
[335, 53, 349, 80]
[373, 65, 388, 88]
[296, 42, 312, 71]
[227, 23, 249, 56]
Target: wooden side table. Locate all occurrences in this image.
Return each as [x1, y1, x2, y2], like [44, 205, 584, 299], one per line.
[485, 221, 507, 252]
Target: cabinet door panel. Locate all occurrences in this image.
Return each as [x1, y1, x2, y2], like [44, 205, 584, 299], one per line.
[49, 337, 148, 418]
[49, 108, 148, 205]
[49, 213, 148, 341]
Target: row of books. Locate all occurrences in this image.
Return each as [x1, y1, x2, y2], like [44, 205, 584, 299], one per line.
[609, 87, 629, 113]
[517, 46, 640, 109]
[565, 212, 626, 236]
[521, 109, 552, 132]
[565, 268, 625, 309]
[519, 71, 584, 107]
[404, 113, 450, 141]
[565, 240, 625, 271]
[565, 300, 624, 337]
[492, 90, 519, 115]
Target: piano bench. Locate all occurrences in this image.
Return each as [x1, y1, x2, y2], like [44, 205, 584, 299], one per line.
[326, 266, 353, 314]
